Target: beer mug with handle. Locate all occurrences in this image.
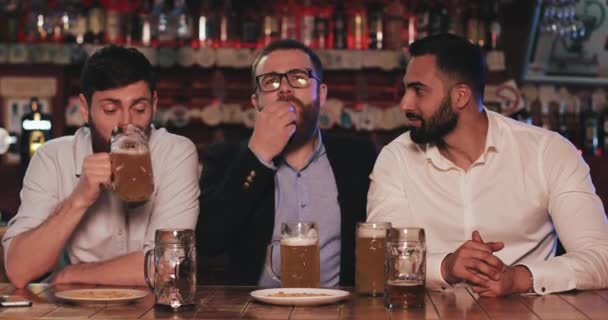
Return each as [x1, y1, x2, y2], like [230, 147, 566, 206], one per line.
[110, 124, 154, 203]
[384, 227, 426, 309]
[144, 229, 196, 310]
[266, 221, 320, 288]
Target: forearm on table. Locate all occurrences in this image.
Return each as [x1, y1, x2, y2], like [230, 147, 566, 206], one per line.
[6, 195, 88, 288]
[55, 251, 146, 286]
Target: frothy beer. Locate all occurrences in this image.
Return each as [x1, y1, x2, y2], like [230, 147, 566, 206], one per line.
[385, 279, 425, 308]
[356, 227, 387, 296]
[280, 237, 320, 288]
[111, 147, 154, 203]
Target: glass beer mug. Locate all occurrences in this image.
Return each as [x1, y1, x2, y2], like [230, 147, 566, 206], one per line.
[266, 221, 320, 288]
[144, 229, 197, 310]
[110, 124, 154, 203]
[384, 227, 426, 309]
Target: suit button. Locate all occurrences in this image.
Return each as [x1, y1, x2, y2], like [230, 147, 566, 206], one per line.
[243, 182, 250, 189]
[249, 170, 256, 177]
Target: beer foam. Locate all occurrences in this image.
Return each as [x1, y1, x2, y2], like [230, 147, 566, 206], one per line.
[111, 142, 149, 155]
[357, 228, 387, 238]
[281, 237, 317, 246]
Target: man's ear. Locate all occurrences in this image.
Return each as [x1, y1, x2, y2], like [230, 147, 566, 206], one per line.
[452, 83, 473, 110]
[78, 94, 89, 123]
[318, 83, 328, 108]
[251, 93, 261, 112]
[152, 91, 158, 114]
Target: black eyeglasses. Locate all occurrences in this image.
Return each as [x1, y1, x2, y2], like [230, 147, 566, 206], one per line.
[255, 68, 320, 92]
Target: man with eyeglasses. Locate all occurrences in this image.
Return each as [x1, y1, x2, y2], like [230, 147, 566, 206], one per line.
[196, 39, 377, 287]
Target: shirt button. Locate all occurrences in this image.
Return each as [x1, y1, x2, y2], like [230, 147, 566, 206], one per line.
[541, 287, 546, 293]
[296, 173, 301, 178]
[300, 204, 306, 208]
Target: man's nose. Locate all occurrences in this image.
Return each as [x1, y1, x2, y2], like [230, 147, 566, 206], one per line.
[277, 75, 293, 95]
[118, 110, 132, 127]
[399, 92, 415, 112]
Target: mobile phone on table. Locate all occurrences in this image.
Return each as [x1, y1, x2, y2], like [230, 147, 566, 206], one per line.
[0, 295, 32, 307]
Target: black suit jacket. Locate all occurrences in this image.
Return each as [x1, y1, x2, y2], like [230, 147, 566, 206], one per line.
[196, 133, 377, 286]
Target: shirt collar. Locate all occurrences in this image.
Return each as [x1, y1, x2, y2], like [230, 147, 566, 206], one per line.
[421, 107, 501, 171]
[279, 129, 326, 172]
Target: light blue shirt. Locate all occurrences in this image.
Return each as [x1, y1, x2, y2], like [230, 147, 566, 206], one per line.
[257, 134, 341, 288]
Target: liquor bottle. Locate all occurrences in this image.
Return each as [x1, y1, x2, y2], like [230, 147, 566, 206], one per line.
[348, 0, 368, 49]
[157, 0, 179, 46]
[240, 1, 260, 48]
[105, 0, 124, 44]
[332, 0, 348, 49]
[218, 0, 239, 47]
[261, 3, 279, 46]
[465, 0, 480, 45]
[175, 0, 193, 46]
[414, 0, 430, 40]
[26, 0, 51, 42]
[300, 0, 315, 47]
[428, 0, 448, 36]
[20, 97, 53, 170]
[581, 96, 600, 156]
[384, 0, 405, 50]
[486, 0, 502, 51]
[557, 102, 571, 140]
[314, 6, 331, 49]
[0, 0, 20, 42]
[279, 0, 297, 40]
[84, 0, 105, 44]
[367, 1, 384, 50]
[63, 0, 87, 44]
[447, 0, 464, 37]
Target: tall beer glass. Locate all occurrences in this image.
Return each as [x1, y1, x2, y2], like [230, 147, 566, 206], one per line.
[267, 221, 320, 288]
[355, 222, 391, 296]
[384, 227, 426, 309]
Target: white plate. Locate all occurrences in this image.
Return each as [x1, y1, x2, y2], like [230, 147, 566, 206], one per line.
[55, 288, 149, 304]
[250, 288, 350, 306]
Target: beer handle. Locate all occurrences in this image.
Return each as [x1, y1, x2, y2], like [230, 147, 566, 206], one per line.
[266, 240, 281, 283]
[144, 249, 155, 290]
[108, 152, 116, 191]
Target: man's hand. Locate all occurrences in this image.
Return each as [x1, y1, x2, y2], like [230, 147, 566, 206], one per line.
[71, 153, 112, 209]
[249, 101, 297, 162]
[471, 265, 533, 297]
[441, 231, 506, 287]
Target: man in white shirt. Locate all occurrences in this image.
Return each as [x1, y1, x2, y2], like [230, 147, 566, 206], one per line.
[367, 34, 608, 296]
[3, 46, 200, 288]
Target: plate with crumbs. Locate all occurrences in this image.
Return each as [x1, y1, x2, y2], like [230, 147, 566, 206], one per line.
[55, 288, 150, 304]
[250, 288, 350, 306]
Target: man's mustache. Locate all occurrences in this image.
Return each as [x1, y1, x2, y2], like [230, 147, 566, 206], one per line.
[278, 94, 304, 108]
[405, 112, 423, 121]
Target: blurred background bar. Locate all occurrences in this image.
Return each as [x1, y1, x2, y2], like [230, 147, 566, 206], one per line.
[0, 0, 607, 220]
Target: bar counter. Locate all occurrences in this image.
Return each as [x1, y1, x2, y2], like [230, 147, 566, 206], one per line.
[0, 283, 606, 319]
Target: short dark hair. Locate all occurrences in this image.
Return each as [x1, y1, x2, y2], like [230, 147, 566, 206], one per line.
[80, 45, 156, 105]
[409, 34, 487, 100]
[251, 39, 324, 90]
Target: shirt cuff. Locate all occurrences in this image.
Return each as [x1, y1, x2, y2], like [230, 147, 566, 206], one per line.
[426, 252, 452, 291]
[518, 259, 576, 295]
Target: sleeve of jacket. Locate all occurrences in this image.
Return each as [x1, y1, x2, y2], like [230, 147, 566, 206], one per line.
[196, 142, 275, 256]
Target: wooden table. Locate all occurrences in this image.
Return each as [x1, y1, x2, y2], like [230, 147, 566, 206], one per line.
[0, 283, 607, 319]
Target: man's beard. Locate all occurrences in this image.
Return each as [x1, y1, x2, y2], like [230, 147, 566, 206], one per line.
[407, 95, 458, 145]
[278, 95, 320, 149]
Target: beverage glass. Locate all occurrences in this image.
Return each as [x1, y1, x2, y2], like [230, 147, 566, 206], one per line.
[384, 227, 426, 309]
[355, 222, 391, 296]
[110, 124, 154, 203]
[144, 229, 197, 310]
[267, 221, 320, 288]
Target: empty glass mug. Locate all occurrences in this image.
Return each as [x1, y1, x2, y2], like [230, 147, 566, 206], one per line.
[144, 229, 196, 310]
[266, 221, 320, 288]
[384, 227, 426, 309]
[110, 124, 154, 203]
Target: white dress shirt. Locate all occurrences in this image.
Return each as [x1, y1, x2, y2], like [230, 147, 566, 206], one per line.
[3, 127, 200, 267]
[367, 110, 608, 295]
